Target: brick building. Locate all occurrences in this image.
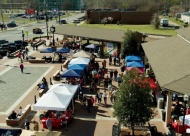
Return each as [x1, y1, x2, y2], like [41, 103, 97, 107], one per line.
[87, 9, 153, 24]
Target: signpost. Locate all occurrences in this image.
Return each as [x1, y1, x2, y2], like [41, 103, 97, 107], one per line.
[25, 31, 29, 40]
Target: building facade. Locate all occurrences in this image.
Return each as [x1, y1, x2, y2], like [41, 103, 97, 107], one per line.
[39, 0, 83, 11]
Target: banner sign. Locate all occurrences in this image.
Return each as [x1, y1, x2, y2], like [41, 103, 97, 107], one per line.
[0, 128, 22, 136]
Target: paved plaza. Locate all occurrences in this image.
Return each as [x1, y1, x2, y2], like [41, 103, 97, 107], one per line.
[0, 66, 51, 113]
[0, 36, 168, 135]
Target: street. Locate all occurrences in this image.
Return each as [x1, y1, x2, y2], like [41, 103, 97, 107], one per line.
[0, 13, 85, 42]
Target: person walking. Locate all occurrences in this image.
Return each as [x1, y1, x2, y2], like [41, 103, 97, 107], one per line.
[116, 74, 122, 86]
[20, 63, 24, 73]
[102, 91, 108, 105]
[109, 55, 112, 65]
[114, 55, 117, 65]
[17, 51, 21, 61]
[87, 97, 92, 113]
[114, 69, 118, 81]
[96, 91, 102, 104]
[110, 70, 113, 80]
[24, 119, 30, 130]
[25, 47, 29, 55]
[46, 117, 52, 132]
[112, 89, 117, 102]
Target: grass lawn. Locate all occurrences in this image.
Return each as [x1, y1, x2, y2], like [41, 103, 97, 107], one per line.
[81, 23, 177, 36]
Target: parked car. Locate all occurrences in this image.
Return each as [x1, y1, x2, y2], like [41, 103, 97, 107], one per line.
[78, 17, 85, 21]
[0, 23, 6, 29]
[0, 39, 8, 44]
[7, 20, 16, 27]
[33, 28, 42, 34]
[59, 19, 67, 24]
[0, 43, 16, 52]
[38, 15, 45, 20]
[72, 19, 80, 23]
[17, 14, 25, 17]
[21, 15, 27, 18]
[0, 49, 9, 56]
[9, 15, 16, 18]
[14, 40, 28, 48]
[54, 15, 58, 18]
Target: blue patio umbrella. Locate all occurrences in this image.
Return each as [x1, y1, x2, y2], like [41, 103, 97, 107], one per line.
[61, 69, 82, 78]
[68, 64, 86, 70]
[125, 55, 142, 62]
[40, 48, 56, 53]
[126, 61, 145, 68]
[55, 48, 70, 53]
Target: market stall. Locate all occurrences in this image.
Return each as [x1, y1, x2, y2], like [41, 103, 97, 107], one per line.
[33, 84, 79, 129]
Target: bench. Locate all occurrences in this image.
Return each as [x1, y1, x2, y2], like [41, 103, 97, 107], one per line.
[53, 70, 60, 81]
[9, 50, 19, 58]
[29, 58, 45, 63]
[63, 60, 70, 68]
[6, 104, 31, 126]
[39, 87, 48, 97]
[34, 40, 45, 47]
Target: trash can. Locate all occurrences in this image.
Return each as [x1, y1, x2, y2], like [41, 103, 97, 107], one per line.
[162, 110, 166, 121]
[112, 123, 120, 136]
[157, 99, 163, 109]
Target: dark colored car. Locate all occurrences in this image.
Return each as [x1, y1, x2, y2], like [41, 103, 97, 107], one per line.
[33, 28, 42, 34]
[0, 43, 9, 50]
[0, 23, 6, 29]
[59, 19, 67, 24]
[0, 49, 9, 56]
[78, 17, 85, 21]
[14, 40, 28, 48]
[0, 39, 8, 44]
[7, 20, 16, 27]
[0, 43, 17, 53]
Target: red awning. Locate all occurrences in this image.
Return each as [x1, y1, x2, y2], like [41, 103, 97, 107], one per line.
[126, 67, 144, 74]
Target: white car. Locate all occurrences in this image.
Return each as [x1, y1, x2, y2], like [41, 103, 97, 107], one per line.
[72, 19, 80, 23]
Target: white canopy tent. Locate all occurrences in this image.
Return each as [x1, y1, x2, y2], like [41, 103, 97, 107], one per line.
[33, 84, 79, 111]
[73, 50, 92, 58]
[69, 57, 90, 66]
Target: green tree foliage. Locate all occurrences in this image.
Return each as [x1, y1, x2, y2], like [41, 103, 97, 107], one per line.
[113, 70, 153, 136]
[151, 14, 160, 29]
[121, 30, 139, 57]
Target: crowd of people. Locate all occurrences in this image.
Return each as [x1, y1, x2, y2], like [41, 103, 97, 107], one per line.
[72, 53, 124, 113]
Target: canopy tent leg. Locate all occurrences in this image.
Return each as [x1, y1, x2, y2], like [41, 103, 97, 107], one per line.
[165, 91, 172, 126]
[72, 97, 74, 114]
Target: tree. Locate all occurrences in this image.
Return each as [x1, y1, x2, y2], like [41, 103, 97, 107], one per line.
[121, 30, 139, 57]
[113, 70, 153, 136]
[151, 14, 160, 29]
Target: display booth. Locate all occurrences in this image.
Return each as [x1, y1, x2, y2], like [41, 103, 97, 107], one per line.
[33, 84, 79, 129]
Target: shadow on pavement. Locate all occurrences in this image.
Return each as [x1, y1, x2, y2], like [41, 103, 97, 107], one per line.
[0, 80, 6, 83]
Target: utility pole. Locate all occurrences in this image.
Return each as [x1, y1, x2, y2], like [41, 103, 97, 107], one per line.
[0, 2, 5, 31]
[45, 1, 49, 39]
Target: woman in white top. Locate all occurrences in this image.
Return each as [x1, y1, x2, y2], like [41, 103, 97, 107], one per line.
[17, 106, 22, 116]
[102, 91, 108, 105]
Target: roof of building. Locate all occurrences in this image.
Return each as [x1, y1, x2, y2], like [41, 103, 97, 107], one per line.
[182, 11, 190, 16]
[55, 25, 125, 42]
[142, 33, 190, 94]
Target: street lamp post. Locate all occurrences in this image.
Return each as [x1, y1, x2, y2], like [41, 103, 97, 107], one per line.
[182, 94, 189, 136]
[50, 25, 55, 47]
[45, 3, 49, 39]
[22, 28, 25, 46]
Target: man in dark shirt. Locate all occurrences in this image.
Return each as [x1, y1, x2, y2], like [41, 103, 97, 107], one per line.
[173, 100, 184, 118]
[9, 111, 17, 119]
